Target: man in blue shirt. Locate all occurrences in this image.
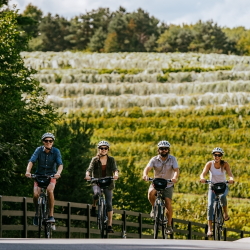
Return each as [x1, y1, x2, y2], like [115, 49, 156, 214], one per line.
[25, 132, 63, 226]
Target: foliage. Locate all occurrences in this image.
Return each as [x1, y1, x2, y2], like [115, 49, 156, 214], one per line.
[0, 5, 58, 195]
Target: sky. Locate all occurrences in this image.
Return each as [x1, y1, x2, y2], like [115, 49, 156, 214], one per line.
[9, 0, 250, 29]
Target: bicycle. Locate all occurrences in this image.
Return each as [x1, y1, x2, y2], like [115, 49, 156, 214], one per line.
[31, 174, 56, 238]
[149, 177, 172, 239]
[205, 180, 228, 241]
[89, 176, 115, 238]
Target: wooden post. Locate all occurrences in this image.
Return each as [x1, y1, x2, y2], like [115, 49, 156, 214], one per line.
[0, 196, 2, 238]
[86, 204, 91, 238]
[122, 210, 126, 238]
[23, 197, 27, 238]
[138, 213, 142, 238]
[67, 202, 71, 238]
[205, 224, 208, 240]
[223, 228, 227, 241]
[188, 221, 192, 239]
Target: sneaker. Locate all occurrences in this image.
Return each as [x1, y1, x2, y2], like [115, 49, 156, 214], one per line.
[150, 208, 154, 218]
[47, 216, 55, 223]
[166, 225, 173, 235]
[107, 226, 114, 233]
[33, 215, 38, 226]
[91, 207, 97, 217]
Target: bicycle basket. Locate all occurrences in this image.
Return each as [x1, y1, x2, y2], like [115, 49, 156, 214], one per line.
[152, 178, 168, 191]
[211, 182, 227, 195]
[35, 176, 51, 188]
[97, 178, 112, 189]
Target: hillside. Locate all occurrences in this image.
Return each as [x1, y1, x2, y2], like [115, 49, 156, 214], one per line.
[21, 52, 250, 231]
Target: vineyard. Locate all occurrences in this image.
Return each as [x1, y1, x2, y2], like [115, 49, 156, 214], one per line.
[22, 52, 250, 233]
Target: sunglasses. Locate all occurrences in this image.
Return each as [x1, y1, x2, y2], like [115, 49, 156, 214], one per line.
[99, 147, 109, 150]
[213, 154, 222, 157]
[159, 147, 169, 151]
[43, 140, 54, 143]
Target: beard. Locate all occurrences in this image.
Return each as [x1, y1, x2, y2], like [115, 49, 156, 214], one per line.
[160, 152, 168, 157]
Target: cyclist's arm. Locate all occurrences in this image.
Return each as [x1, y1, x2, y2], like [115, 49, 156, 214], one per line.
[55, 164, 63, 179]
[224, 162, 234, 184]
[85, 170, 91, 180]
[200, 161, 211, 183]
[143, 165, 153, 181]
[25, 161, 33, 177]
[171, 168, 179, 183]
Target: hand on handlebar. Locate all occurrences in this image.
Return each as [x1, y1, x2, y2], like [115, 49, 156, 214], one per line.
[85, 175, 91, 180]
[143, 175, 149, 181]
[25, 172, 31, 178]
[171, 178, 177, 183]
[200, 178, 206, 183]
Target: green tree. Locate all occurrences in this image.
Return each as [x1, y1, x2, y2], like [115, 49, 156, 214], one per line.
[0, 5, 58, 195]
[189, 20, 231, 53]
[157, 24, 194, 52]
[88, 27, 107, 52]
[38, 13, 71, 51]
[54, 119, 93, 203]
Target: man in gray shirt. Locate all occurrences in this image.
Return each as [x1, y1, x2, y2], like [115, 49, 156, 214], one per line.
[143, 140, 179, 235]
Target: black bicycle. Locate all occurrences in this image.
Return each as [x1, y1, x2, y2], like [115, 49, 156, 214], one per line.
[205, 180, 228, 241]
[149, 177, 172, 239]
[31, 174, 56, 238]
[89, 177, 114, 238]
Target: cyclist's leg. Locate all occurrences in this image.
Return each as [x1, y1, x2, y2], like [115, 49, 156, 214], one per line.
[207, 188, 215, 235]
[33, 183, 41, 213]
[47, 180, 56, 217]
[163, 187, 173, 229]
[148, 185, 157, 216]
[221, 187, 229, 220]
[104, 189, 114, 233]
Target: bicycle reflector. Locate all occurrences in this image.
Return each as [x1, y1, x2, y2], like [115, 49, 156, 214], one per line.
[97, 178, 112, 188]
[152, 178, 168, 191]
[35, 176, 51, 188]
[211, 182, 227, 195]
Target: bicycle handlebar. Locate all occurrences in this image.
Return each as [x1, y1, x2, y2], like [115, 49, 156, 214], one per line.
[87, 176, 115, 183]
[204, 180, 229, 184]
[148, 177, 173, 183]
[30, 174, 56, 179]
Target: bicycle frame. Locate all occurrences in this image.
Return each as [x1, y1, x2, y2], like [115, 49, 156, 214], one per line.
[31, 174, 55, 238]
[205, 180, 228, 241]
[149, 178, 172, 239]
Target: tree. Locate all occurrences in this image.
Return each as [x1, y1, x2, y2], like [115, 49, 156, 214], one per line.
[38, 13, 71, 51]
[189, 20, 230, 53]
[157, 24, 194, 52]
[0, 5, 58, 195]
[88, 27, 107, 52]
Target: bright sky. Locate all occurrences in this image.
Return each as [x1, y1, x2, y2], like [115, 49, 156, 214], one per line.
[10, 0, 250, 29]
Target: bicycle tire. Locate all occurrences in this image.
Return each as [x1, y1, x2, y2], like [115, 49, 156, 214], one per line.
[99, 199, 105, 238]
[154, 202, 161, 239]
[213, 203, 222, 241]
[38, 201, 43, 238]
[44, 222, 52, 238]
[161, 207, 167, 239]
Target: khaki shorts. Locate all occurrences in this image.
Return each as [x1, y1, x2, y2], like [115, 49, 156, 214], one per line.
[148, 184, 174, 200]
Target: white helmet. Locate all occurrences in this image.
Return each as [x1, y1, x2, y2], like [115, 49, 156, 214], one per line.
[212, 147, 224, 155]
[157, 140, 171, 148]
[97, 140, 110, 148]
[41, 132, 55, 141]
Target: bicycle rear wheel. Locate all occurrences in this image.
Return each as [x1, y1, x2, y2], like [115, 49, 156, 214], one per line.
[213, 204, 223, 240]
[154, 203, 161, 239]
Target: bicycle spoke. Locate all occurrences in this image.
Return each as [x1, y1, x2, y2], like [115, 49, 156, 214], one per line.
[154, 204, 161, 239]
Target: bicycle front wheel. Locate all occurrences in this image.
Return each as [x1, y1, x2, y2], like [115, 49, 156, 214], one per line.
[44, 222, 52, 238]
[98, 200, 106, 238]
[213, 204, 223, 240]
[161, 207, 167, 239]
[154, 203, 161, 239]
[37, 202, 43, 238]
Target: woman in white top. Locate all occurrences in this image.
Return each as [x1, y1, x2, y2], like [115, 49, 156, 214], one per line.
[200, 147, 234, 237]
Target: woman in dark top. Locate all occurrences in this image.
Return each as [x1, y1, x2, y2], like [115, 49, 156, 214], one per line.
[85, 140, 119, 233]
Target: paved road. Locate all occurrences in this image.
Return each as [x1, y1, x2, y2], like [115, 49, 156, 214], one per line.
[0, 238, 249, 250]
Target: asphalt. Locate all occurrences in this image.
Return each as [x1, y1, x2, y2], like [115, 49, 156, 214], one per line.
[0, 238, 249, 250]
